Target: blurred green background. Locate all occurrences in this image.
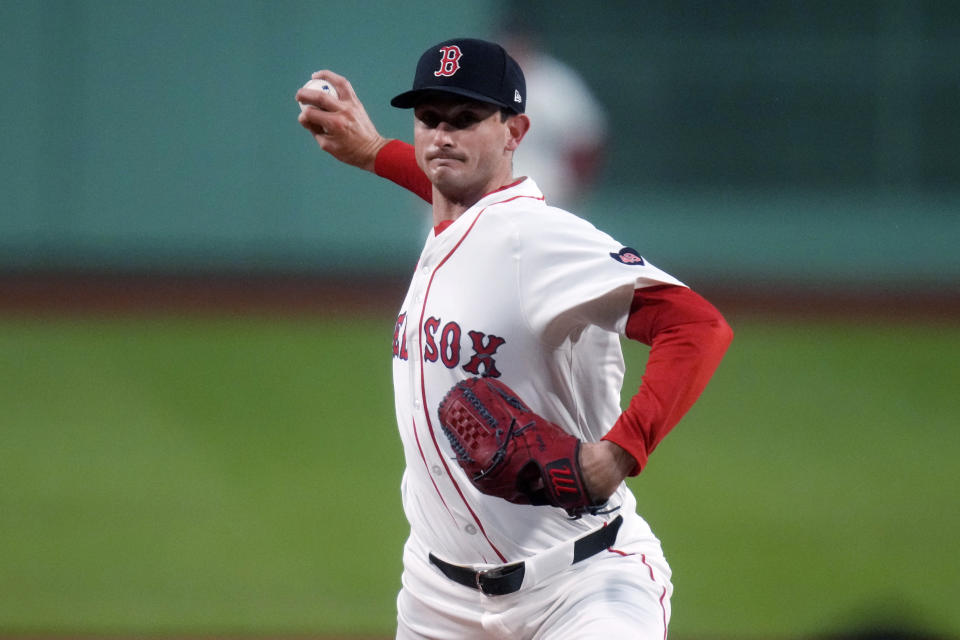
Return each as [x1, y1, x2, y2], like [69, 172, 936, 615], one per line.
[2, 315, 959, 638]
[2, 0, 958, 288]
[1, 1, 959, 639]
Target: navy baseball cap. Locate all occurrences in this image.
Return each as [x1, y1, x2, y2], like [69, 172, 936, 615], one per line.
[391, 38, 526, 113]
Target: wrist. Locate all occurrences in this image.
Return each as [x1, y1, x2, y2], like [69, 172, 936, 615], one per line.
[363, 135, 391, 172]
[579, 440, 634, 503]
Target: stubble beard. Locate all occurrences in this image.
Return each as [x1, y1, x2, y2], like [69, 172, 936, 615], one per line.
[429, 163, 486, 208]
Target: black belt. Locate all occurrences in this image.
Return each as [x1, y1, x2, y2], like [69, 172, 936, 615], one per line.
[428, 514, 623, 596]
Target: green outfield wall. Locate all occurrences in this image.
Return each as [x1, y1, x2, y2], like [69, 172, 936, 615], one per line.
[1, 1, 958, 291]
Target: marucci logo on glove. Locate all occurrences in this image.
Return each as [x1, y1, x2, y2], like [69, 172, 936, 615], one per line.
[610, 247, 645, 265]
[546, 461, 580, 495]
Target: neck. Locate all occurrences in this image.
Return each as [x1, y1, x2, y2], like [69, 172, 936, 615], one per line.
[431, 188, 473, 225]
[431, 175, 523, 226]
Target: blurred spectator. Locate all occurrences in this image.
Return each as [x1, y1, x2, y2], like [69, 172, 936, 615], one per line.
[498, 24, 608, 208]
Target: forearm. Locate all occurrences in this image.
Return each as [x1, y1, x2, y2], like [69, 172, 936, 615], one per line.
[373, 140, 433, 203]
[603, 285, 734, 475]
[579, 440, 636, 502]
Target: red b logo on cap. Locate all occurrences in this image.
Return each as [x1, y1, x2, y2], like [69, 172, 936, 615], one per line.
[434, 45, 463, 77]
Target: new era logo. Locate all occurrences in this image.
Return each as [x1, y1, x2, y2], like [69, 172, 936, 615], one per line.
[514, 89, 522, 103]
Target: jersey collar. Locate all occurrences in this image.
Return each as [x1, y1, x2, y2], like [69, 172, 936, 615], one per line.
[433, 177, 544, 236]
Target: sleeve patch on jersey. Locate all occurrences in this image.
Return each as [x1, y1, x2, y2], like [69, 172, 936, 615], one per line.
[610, 247, 646, 266]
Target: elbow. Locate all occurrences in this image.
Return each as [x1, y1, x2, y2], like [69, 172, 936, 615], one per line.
[710, 313, 734, 356]
[718, 314, 734, 346]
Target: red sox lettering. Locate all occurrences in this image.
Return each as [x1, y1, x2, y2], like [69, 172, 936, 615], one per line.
[461, 331, 506, 377]
[392, 313, 410, 361]
[393, 312, 506, 378]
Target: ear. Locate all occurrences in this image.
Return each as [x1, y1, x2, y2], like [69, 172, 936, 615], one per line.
[505, 114, 531, 152]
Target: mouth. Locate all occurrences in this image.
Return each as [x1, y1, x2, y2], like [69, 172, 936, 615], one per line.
[427, 151, 465, 163]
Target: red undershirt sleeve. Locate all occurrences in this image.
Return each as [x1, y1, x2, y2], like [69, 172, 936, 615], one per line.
[603, 285, 734, 475]
[373, 139, 433, 204]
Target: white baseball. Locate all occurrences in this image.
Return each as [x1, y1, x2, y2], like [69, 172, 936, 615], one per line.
[299, 78, 339, 112]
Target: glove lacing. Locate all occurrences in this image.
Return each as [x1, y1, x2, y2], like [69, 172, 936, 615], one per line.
[473, 417, 534, 481]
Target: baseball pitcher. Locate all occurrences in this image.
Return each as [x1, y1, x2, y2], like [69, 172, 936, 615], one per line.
[297, 38, 733, 639]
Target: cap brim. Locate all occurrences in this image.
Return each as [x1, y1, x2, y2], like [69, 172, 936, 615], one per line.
[390, 86, 515, 110]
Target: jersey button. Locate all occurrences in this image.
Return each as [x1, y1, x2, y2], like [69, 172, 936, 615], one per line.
[464, 524, 478, 535]
[431, 464, 443, 476]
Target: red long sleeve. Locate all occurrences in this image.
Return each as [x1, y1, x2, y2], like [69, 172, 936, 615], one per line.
[603, 285, 733, 475]
[373, 139, 433, 204]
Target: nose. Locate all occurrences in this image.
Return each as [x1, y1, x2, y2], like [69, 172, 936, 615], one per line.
[433, 122, 457, 146]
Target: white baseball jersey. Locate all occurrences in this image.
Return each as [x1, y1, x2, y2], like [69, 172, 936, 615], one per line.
[391, 177, 684, 570]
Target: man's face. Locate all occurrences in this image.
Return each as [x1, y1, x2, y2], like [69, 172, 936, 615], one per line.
[413, 96, 513, 203]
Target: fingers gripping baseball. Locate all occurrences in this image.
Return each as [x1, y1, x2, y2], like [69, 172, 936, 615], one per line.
[438, 377, 609, 518]
[296, 70, 389, 171]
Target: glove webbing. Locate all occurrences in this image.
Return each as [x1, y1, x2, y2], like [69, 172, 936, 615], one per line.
[450, 380, 534, 481]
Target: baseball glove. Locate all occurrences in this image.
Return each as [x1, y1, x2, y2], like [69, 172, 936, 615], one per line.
[437, 377, 605, 518]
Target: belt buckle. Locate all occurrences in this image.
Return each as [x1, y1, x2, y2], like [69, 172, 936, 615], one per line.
[474, 568, 488, 593]
[474, 562, 522, 596]
[475, 567, 499, 595]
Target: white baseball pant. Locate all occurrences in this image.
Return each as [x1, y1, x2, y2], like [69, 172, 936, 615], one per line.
[396, 535, 673, 639]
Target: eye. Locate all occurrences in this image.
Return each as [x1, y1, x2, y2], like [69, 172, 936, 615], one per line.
[417, 112, 441, 129]
[452, 113, 482, 129]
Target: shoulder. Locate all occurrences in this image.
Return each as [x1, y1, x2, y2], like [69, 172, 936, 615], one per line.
[520, 205, 614, 250]
[472, 179, 604, 241]
[484, 198, 599, 236]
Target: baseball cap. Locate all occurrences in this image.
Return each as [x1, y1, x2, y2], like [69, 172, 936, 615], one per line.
[390, 38, 526, 113]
